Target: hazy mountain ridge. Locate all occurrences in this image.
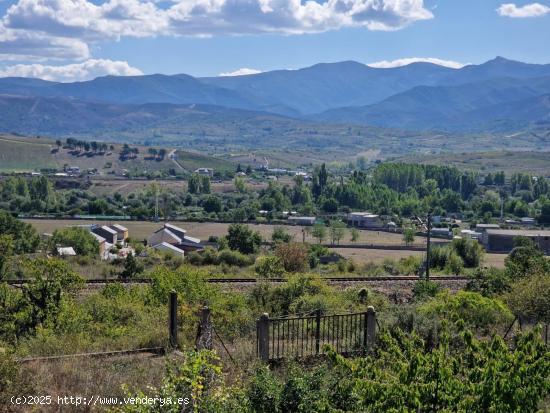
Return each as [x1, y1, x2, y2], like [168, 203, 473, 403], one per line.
[315, 75, 550, 131]
[1, 57, 550, 134]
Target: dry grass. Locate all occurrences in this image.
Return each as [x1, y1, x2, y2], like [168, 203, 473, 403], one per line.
[333, 248, 425, 265]
[483, 253, 506, 269]
[335, 247, 506, 269]
[24, 219, 425, 247]
[18, 354, 169, 412]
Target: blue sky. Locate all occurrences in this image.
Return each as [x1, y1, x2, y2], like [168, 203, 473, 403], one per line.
[0, 0, 549, 80]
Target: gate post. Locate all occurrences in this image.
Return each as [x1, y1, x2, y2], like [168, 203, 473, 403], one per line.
[196, 306, 213, 350]
[315, 309, 321, 355]
[257, 313, 270, 362]
[169, 291, 178, 349]
[366, 306, 376, 352]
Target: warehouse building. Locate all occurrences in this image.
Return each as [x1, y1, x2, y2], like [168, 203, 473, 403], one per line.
[481, 229, 550, 255]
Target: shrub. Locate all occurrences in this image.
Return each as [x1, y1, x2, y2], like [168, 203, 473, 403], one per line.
[246, 366, 283, 413]
[451, 237, 484, 267]
[218, 249, 253, 267]
[466, 267, 511, 297]
[430, 246, 450, 269]
[272, 227, 292, 244]
[445, 251, 464, 275]
[419, 291, 513, 332]
[255, 255, 285, 278]
[398, 255, 422, 275]
[275, 243, 308, 273]
[412, 280, 441, 301]
[504, 273, 550, 322]
[227, 224, 262, 254]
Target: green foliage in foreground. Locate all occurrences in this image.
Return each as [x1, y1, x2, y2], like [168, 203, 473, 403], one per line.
[113, 326, 550, 413]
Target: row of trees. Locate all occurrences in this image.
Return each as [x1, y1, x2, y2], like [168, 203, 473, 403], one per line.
[63, 138, 110, 153]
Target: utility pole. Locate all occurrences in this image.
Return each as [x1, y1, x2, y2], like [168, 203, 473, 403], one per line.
[425, 210, 432, 281]
[154, 184, 159, 222]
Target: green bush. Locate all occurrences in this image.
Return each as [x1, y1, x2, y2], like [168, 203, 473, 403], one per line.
[504, 273, 550, 322]
[419, 291, 513, 332]
[412, 280, 441, 301]
[218, 249, 253, 267]
[255, 255, 285, 278]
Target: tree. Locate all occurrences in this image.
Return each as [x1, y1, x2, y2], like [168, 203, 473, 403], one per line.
[402, 227, 415, 246]
[200, 176, 211, 194]
[504, 237, 548, 278]
[311, 223, 327, 244]
[255, 255, 285, 278]
[119, 253, 143, 279]
[203, 196, 222, 213]
[234, 176, 246, 193]
[274, 243, 308, 272]
[538, 199, 550, 224]
[0, 212, 40, 253]
[0, 235, 14, 280]
[272, 227, 292, 244]
[505, 273, 550, 322]
[50, 227, 99, 256]
[188, 174, 201, 194]
[350, 228, 360, 243]
[329, 220, 346, 245]
[227, 224, 262, 254]
[18, 258, 83, 337]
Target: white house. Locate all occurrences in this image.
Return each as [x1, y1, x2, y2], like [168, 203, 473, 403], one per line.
[147, 223, 204, 255]
[194, 168, 214, 177]
[347, 212, 384, 229]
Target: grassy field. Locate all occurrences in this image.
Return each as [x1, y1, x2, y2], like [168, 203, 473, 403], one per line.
[0, 135, 57, 171]
[24, 219, 425, 245]
[24, 219, 506, 269]
[396, 150, 550, 176]
[0, 134, 234, 174]
[336, 247, 506, 268]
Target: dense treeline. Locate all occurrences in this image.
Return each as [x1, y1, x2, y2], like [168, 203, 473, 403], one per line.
[1, 161, 550, 223]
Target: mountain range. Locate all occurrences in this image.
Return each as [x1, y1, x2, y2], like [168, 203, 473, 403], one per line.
[1, 57, 550, 139]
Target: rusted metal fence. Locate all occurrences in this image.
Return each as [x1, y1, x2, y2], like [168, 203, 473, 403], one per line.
[257, 307, 376, 362]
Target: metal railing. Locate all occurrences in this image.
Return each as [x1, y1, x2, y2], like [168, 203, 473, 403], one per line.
[257, 307, 376, 362]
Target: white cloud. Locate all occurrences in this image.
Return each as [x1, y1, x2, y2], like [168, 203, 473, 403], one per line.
[0, 25, 90, 60]
[0, 0, 434, 63]
[497, 3, 550, 18]
[367, 57, 466, 69]
[1, 0, 433, 41]
[219, 68, 263, 76]
[0, 59, 143, 81]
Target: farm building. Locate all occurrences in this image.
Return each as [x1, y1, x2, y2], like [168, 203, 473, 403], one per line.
[475, 223, 500, 232]
[91, 225, 118, 245]
[91, 232, 112, 260]
[108, 224, 129, 243]
[151, 242, 186, 257]
[194, 168, 214, 177]
[147, 223, 204, 255]
[431, 228, 453, 239]
[288, 216, 316, 226]
[481, 229, 550, 255]
[347, 212, 384, 229]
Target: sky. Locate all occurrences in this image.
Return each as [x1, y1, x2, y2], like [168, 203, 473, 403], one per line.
[0, 0, 549, 81]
